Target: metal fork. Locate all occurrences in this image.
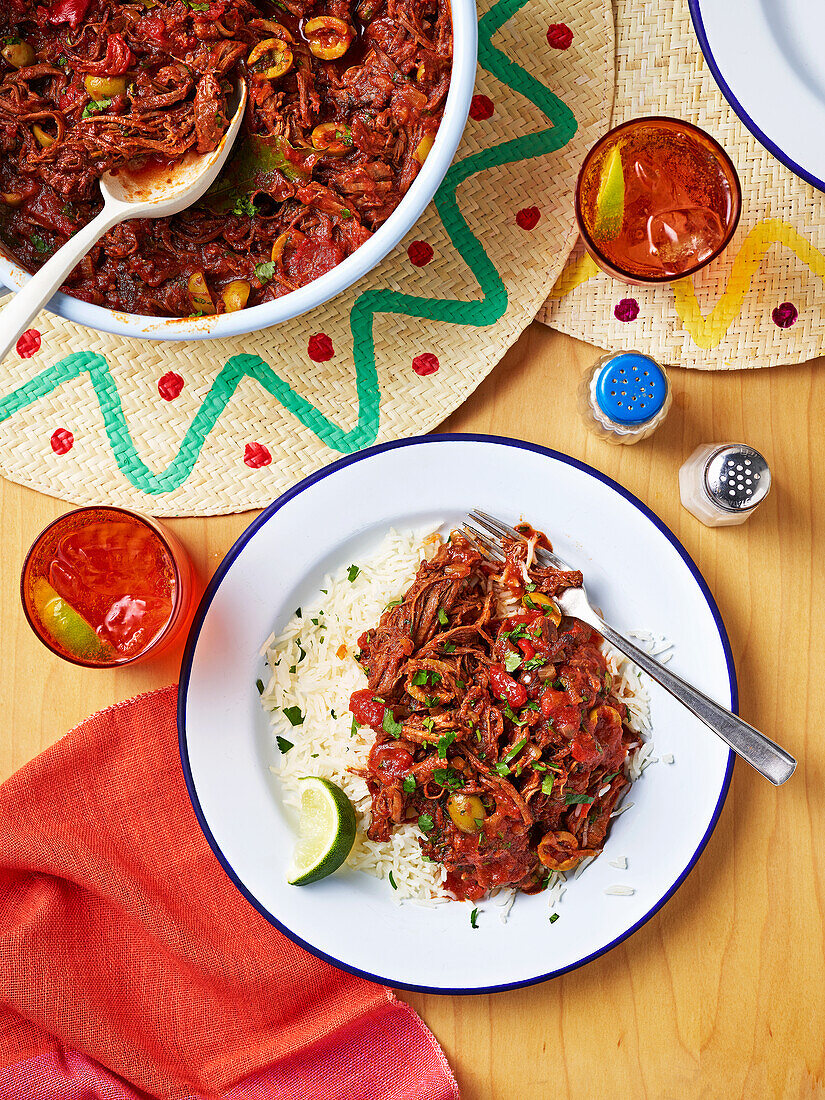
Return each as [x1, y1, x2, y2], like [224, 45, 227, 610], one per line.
[464, 510, 796, 786]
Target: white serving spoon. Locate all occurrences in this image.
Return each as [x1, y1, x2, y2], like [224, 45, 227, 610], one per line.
[0, 81, 247, 360]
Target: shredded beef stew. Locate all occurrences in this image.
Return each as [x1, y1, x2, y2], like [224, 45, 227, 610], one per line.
[349, 526, 640, 902]
[0, 0, 452, 316]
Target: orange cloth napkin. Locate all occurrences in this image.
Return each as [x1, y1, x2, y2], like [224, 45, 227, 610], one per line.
[0, 686, 459, 1099]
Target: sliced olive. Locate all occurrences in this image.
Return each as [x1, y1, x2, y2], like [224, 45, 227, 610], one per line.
[247, 37, 293, 79]
[414, 134, 434, 164]
[522, 591, 562, 626]
[32, 124, 55, 148]
[538, 830, 585, 872]
[187, 271, 215, 314]
[311, 122, 352, 154]
[304, 16, 354, 60]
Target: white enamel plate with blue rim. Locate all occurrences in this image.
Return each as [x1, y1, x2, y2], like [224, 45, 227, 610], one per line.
[690, 0, 825, 191]
[178, 436, 735, 994]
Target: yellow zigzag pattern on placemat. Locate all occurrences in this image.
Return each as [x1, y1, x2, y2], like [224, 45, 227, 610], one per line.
[548, 220, 825, 350]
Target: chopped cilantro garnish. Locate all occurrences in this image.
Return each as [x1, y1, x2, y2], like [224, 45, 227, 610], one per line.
[433, 767, 463, 790]
[30, 233, 48, 253]
[418, 812, 434, 833]
[437, 731, 456, 759]
[541, 775, 555, 795]
[347, 564, 360, 583]
[282, 706, 304, 726]
[522, 656, 548, 671]
[350, 716, 358, 736]
[504, 651, 522, 673]
[442, 641, 456, 653]
[549, 912, 560, 924]
[255, 678, 265, 695]
[494, 761, 510, 777]
[295, 607, 302, 618]
[503, 736, 527, 763]
[255, 260, 277, 283]
[386, 597, 402, 608]
[388, 870, 397, 890]
[382, 709, 403, 738]
[81, 97, 112, 119]
[564, 792, 595, 805]
[402, 775, 416, 793]
[553, 679, 565, 690]
[423, 716, 435, 734]
[411, 670, 428, 686]
[437, 607, 448, 627]
[470, 907, 479, 929]
[232, 196, 257, 217]
[330, 708, 337, 719]
[276, 735, 293, 753]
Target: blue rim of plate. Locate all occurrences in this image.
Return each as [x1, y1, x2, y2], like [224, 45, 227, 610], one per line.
[178, 434, 737, 995]
[688, 0, 825, 193]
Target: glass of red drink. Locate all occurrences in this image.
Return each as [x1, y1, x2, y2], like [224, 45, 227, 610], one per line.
[21, 506, 196, 668]
[575, 116, 741, 284]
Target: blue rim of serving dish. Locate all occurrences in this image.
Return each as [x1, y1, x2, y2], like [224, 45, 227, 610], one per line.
[688, 0, 825, 193]
[178, 434, 737, 995]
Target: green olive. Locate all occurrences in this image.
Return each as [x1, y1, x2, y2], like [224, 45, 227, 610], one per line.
[32, 124, 55, 148]
[2, 40, 35, 69]
[221, 279, 250, 312]
[446, 793, 486, 834]
[187, 271, 215, 314]
[84, 74, 127, 99]
[521, 590, 562, 625]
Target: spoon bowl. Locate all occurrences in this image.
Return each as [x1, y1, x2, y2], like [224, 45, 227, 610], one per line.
[0, 80, 247, 361]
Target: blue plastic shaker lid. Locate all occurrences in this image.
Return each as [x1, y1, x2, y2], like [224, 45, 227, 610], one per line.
[594, 352, 668, 426]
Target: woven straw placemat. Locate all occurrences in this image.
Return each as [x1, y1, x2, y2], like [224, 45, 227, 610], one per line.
[539, 0, 825, 369]
[0, 0, 612, 517]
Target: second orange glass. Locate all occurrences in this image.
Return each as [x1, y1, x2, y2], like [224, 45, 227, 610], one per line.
[21, 506, 196, 668]
[575, 116, 741, 285]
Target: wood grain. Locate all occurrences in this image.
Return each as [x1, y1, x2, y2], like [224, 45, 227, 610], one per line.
[2, 323, 822, 1099]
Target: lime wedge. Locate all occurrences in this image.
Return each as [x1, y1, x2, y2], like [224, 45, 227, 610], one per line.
[31, 579, 114, 663]
[591, 143, 625, 243]
[287, 777, 357, 886]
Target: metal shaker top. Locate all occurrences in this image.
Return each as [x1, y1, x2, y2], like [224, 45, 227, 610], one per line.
[703, 445, 771, 512]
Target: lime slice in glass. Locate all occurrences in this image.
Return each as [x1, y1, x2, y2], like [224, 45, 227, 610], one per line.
[287, 777, 357, 886]
[591, 143, 625, 243]
[31, 579, 115, 663]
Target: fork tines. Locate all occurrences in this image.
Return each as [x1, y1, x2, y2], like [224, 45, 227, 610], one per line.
[461, 523, 505, 561]
[466, 510, 566, 570]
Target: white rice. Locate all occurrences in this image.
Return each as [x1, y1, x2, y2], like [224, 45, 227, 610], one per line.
[261, 528, 662, 907]
[261, 527, 448, 901]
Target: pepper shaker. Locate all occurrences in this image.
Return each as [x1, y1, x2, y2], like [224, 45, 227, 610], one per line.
[577, 351, 672, 445]
[679, 443, 771, 527]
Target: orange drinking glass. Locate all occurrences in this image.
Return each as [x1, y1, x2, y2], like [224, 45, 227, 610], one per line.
[21, 506, 196, 668]
[575, 116, 741, 285]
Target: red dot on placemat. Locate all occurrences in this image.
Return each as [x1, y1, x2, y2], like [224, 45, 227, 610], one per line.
[469, 94, 495, 121]
[516, 207, 541, 231]
[244, 442, 272, 469]
[16, 329, 41, 358]
[546, 22, 573, 49]
[50, 428, 73, 455]
[772, 301, 798, 329]
[614, 298, 640, 322]
[412, 353, 440, 376]
[408, 240, 434, 266]
[158, 371, 184, 400]
[308, 333, 334, 361]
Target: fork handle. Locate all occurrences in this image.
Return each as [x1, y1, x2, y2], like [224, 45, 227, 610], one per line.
[581, 614, 797, 786]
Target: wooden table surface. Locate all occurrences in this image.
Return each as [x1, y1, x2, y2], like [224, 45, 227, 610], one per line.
[2, 323, 822, 1098]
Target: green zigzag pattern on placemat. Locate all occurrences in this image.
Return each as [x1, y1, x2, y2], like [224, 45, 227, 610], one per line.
[0, 0, 576, 496]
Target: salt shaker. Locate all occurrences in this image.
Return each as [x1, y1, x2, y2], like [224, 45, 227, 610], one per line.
[679, 443, 771, 527]
[577, 351, 671, 444]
